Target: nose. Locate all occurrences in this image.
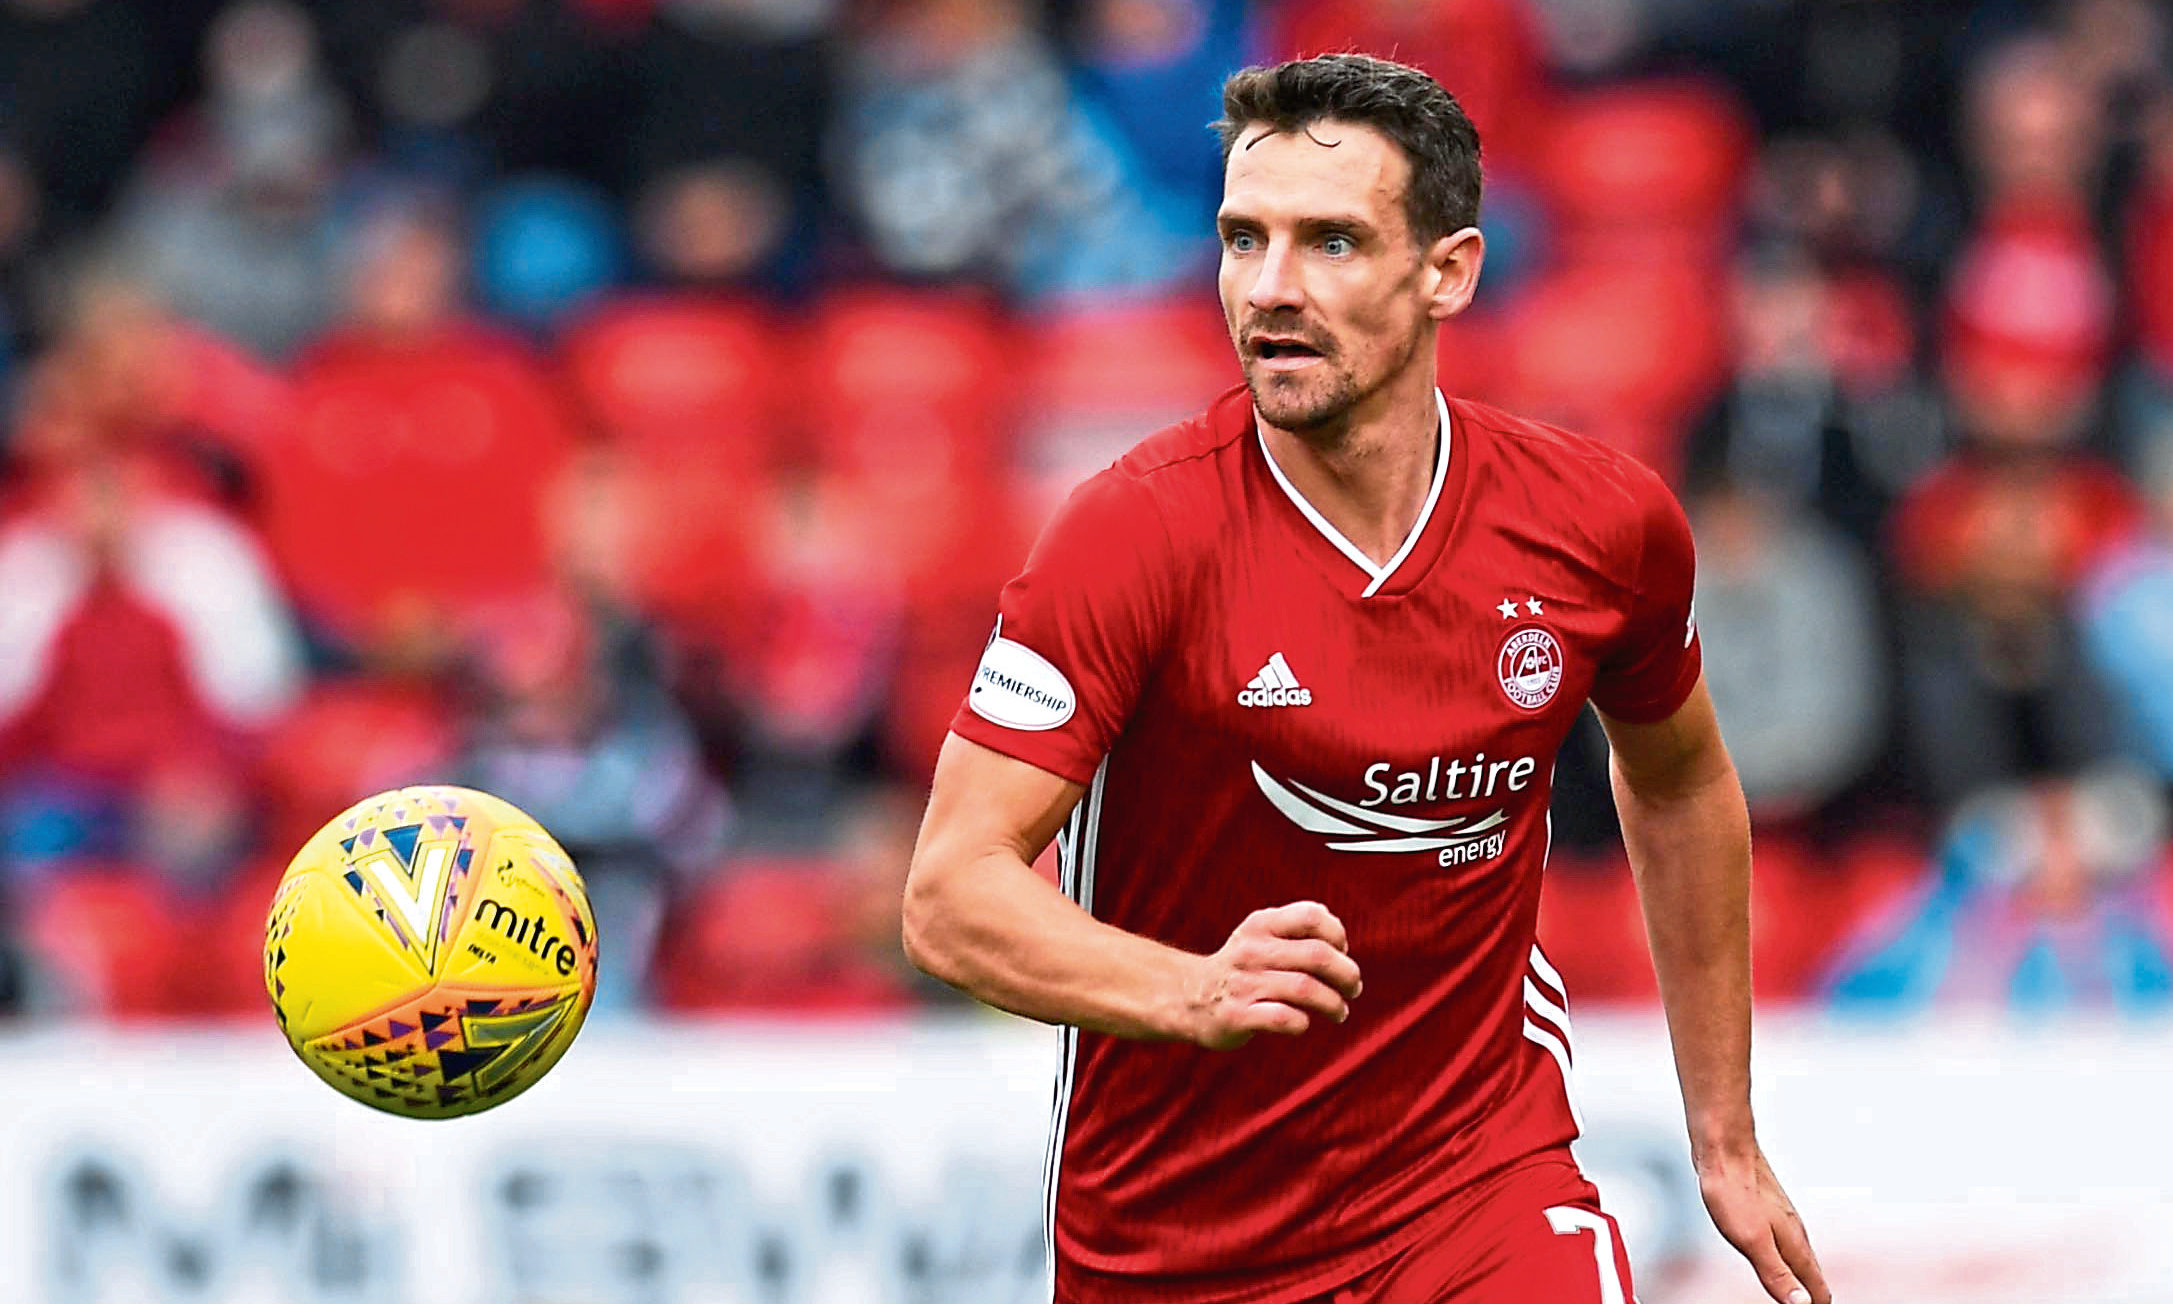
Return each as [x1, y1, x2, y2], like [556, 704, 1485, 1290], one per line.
[1247, 239, 1305, 315]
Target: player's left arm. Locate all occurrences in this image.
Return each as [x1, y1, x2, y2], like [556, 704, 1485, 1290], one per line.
[1599, 682, 1830, 1304]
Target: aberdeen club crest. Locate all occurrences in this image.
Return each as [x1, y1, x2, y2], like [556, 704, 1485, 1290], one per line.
[1497, 627, 1563, 710]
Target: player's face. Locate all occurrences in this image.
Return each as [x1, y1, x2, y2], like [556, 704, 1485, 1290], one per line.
[1217, 121, 1437, 435]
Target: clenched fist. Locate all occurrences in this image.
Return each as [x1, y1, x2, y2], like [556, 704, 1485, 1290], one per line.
[1185, 901, 1363, 1050]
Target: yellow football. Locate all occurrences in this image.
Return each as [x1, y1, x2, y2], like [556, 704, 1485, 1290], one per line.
[264, 785, 598, 1118]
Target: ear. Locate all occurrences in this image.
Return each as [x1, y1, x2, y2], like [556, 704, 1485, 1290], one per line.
[1422, 226, 1486, 321]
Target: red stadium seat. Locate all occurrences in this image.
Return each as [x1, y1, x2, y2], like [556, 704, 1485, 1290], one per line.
[22, 865, 173, 1016]
[874, 467, 1041, 778]
[558, 297, 791, 637]
[1494, 263, 1727, 478]
[562, 295, 788, 477]
[21, 864, 266, 1018]
[1023, 296, 1235, 417]
[263, 327, 576, 642]
[1019, 296, 1237, 507]
[654, 859, 915, 1014]
[1537, 81, 1754, 245]
[801, 287, 1015, 481]
[799, 290, 1041, 647]
[573, 449, 771, 645]
[257, 680, 460, 853]
[829, 458, 1031, 778]
[1271, 0, 1552, 172]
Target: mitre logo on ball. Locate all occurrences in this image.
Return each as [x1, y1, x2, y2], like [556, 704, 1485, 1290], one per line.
[264, 786, 598, 1119]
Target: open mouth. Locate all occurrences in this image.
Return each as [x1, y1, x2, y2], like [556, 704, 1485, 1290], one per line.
[1252, 338, 1325, 362]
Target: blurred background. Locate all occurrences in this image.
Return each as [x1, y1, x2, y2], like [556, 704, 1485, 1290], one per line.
[0, 0, 2170, 1300]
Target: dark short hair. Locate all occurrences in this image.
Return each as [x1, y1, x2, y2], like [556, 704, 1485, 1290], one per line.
[1213, 54, 1483, 245]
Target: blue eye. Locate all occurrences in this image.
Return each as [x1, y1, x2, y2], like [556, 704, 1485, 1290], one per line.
[1322, 233, 1355, 256]
[1227, 231, 1259, 253]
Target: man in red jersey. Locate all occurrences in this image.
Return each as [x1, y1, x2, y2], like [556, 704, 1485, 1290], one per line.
[903, 53, 1831, 1304]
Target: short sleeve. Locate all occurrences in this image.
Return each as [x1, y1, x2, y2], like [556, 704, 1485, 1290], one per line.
[949, 469, 1177, 785]
[1588, 468, 1703, 724]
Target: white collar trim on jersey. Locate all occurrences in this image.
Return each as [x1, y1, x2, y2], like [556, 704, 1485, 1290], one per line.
[1257, 388, 1453, 598]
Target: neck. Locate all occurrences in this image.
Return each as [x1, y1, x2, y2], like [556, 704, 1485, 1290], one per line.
[1258, 363, 1443, 569]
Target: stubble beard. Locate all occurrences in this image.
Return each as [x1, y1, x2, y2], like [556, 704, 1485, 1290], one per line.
[1245, 324, 1426, 441]
[1245, 359, 1364, 436]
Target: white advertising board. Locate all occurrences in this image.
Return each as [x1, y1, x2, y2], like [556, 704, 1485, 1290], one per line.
[0, 1012, 2167, 1304]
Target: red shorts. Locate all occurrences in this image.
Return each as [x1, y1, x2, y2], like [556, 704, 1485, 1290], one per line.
[1310, 1151, 1637, 1304]
[1056, 1150, 1636, 1304]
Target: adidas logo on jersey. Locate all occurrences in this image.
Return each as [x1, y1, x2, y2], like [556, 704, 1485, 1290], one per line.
[1238, 653, 1313, 707]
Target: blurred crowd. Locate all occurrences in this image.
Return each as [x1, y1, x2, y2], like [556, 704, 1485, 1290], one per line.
[0, 0, 2170, 1021]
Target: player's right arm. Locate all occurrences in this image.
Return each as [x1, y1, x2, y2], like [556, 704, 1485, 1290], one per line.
[906, 462, 1359, 1044]
[903, 731, 1361, 1047]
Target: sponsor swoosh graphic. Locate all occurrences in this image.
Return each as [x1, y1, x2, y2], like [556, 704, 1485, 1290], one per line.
[1251, 763, 1510, 852]
[1325, 813, 1511, 853]
[1283, 774, 1461, 833]
[1250, 763, 1372, 836]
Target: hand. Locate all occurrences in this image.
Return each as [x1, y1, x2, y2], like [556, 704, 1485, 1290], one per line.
[1699, 1147, 1830, 1304]
[1185, 901, 1362, 1050]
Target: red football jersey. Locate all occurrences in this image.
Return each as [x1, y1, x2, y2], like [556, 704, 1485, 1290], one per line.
[950, 386, 1701, 1303]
